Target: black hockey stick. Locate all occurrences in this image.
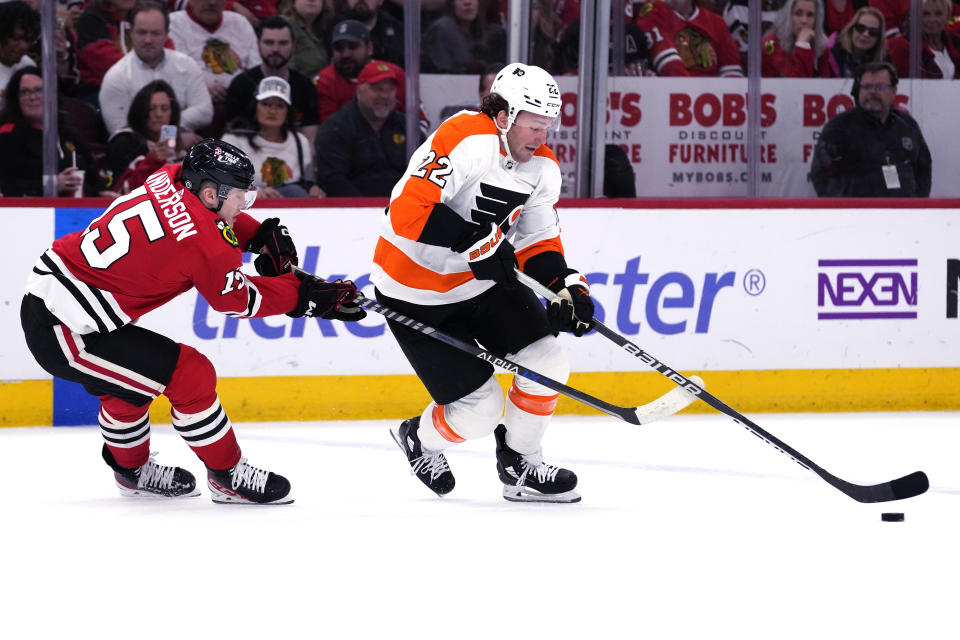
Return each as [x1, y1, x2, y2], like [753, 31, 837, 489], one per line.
[289, 266, 697, 425]
[514, 269, 929, 503]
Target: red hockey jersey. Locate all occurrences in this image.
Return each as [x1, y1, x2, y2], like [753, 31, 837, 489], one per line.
[761, 33, 817, 77]
[25, 164, 300, 335]
[632, 1, 744, 77]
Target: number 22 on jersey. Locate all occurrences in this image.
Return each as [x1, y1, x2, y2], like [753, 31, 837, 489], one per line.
[411, 150, 453, 188]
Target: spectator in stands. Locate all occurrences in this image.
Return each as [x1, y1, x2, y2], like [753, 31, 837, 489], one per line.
[226, 15, 319, 145]
[723, 0, 784, 71]
[99, 1, 212, 145]
[0, 1, 39, 112]
[0, 67, 116, 198]
[528, 0, 561, 74]
[74, 0, 135, 105]
[314, 60, 420, 196]
[869, 0, 910, 36]
[316, 18, 421, 128]
[170, 0, 262, 134]
[61, 0, 85, 28]
[222, 76, 323, 197]
[420, 0, 506, 74]
[52, 3, 82, 92]
[822, 0, 867, 37]
[887, 0, 960, 78]
[333, 0, 404, 67]
[762, 0, 830, 76]
[437, 62, 498, 121]
[234, 0, 280, 28]
[105, 80, 185, 193]
[819, 6, 887, 76]
[557, 13, 685, 76]
[810, 61, 931, 197]
[632, 0, 744, 76]
[281, 0, 335, 78]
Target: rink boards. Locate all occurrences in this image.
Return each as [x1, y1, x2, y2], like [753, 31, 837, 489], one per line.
[1, 200, 958, 426]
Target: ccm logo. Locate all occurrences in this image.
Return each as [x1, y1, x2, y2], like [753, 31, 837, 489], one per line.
[468, 227, 503, 260]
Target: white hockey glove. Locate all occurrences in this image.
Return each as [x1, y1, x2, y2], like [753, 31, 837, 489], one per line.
[547, 272, 594, 337]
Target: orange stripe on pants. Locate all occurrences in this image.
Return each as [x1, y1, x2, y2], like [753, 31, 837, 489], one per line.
[508, 383, 559, 416]
[432, 404, 465, 443]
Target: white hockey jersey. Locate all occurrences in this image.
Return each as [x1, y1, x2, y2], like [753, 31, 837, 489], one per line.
[372, 110, 565, 306]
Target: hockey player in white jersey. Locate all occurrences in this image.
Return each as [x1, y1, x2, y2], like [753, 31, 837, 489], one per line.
[372, 63, 595, 503]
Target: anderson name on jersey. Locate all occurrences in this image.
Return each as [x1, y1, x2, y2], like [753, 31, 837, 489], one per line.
[26, 164, 299, 335]
[372, 110, 566, 306]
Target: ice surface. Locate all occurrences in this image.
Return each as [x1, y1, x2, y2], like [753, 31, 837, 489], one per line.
[1, 411, 957, 639]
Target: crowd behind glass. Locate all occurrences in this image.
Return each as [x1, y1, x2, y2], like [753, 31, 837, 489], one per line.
[0, 0, 955, 198]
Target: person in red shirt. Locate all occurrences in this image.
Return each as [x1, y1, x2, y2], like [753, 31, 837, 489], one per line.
[632, 0, 744, 76]
[316, 19, 402, 120]
[21, 138, 363, 504]
[762, 0, 830, 77]
[822, 0, 866, 36]
[75, 0, 135, 103]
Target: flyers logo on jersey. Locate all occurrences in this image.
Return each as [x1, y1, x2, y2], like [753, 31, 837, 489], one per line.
[217, 219, 239, 247]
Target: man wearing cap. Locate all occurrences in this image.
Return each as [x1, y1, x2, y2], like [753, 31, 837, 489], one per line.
[225, 15, 319, 145]
[99, 0, 214, 142]
[332, 0, 404, 67]
[314, 60, 421, 197]
[315, 18, 411, 124]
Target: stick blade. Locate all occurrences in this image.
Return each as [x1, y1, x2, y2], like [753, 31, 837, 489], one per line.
[837, 470, 930, 503]
[633, 376, 703, 425]
[890, 470, 930, 501]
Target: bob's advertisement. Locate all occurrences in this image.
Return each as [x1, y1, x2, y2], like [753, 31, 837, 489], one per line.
[421, 76, 960, 198]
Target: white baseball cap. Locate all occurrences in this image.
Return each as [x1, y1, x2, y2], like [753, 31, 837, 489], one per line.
[256, 76, 292, 105]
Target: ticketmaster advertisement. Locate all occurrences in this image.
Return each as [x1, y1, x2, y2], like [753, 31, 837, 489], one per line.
[2, 204, 957, 424]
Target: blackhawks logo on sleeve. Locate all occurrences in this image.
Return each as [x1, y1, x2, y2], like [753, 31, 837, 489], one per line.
[202, 39, 242, 75]
[216, 219, 239, 247]
[764, 39, 776, 56]
[262, 157, 292, 187]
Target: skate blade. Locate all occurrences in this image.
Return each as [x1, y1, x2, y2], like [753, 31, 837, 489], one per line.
[207, 482, 294, 505]
[210, 495, 295, 505]
[117, 486, 201, 498]
[501, 485, 581, 503]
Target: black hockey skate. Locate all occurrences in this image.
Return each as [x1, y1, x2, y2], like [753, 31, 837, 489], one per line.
[494, 425, 580, 503]
[207, 458, 293, 505]
[102, 444, 200, 498]
[390, 416, 455, 496]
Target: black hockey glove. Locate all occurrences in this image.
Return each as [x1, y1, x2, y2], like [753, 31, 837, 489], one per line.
[547, 273, 595, 337]
[287, 276, 365, 320]
[246, 218, 298, 277]
[452, 222, 518, 288]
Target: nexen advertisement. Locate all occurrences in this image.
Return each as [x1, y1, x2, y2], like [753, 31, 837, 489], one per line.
[4, 206, 957, 383]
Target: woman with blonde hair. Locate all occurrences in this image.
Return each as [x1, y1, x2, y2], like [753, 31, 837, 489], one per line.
[819, 6, 888, 77]
[762, 0, 830, 76]
[887, 0, 960, 78]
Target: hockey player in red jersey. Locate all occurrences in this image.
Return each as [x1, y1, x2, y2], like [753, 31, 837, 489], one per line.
[21, 138, 363, 504]
[632, 0, 745, 76]
[373, 63, 594, 503]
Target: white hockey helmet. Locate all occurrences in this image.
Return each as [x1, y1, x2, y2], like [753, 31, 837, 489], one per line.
[489, 63, 562, 131]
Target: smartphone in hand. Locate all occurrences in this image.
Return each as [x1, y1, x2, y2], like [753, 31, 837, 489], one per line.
[160, 124, 178, 147]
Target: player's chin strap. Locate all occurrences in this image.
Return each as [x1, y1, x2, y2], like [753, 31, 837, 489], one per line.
[495, 120, 519, 167]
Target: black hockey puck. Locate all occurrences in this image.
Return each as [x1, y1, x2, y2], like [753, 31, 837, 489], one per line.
[881, 512, 905, 522]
